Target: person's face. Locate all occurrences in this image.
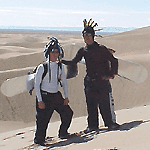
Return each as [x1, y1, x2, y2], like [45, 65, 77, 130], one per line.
[49, 49, 60, 62]
[83, 34, 94, 45]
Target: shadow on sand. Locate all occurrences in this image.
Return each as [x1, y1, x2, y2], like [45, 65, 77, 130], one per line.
[43, 119, 150, 150]
[43, 132, 95, 150]
[119, 119, 150, 131]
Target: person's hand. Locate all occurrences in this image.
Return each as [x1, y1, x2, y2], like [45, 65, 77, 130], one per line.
[110, 74, 117, 79]
[108, 76, 114, 79]
[38, 101, 45, 109]
[64, 98, 69, 105]
[102, 75, 111, 80]
[102, 75, 115, 80]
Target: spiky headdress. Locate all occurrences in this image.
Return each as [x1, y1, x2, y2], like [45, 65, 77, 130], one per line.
[82, 18, 103, 38]
[43, 37, 64, 60]
[43, 37, 64, 83]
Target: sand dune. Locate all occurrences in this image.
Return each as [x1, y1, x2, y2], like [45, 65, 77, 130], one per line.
[0, 27, 150, 149]
[0, 105, 150, 150]
[98, 26, 150, 56]
[0, 27, 150, 122]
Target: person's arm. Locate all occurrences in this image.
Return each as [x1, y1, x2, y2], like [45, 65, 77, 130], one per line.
[107, 51, 118, 77]
[62, 47, 84, 65]
[61, 64, 69, 105]
[34, 64, 45, 109]
[101, 46, 118, 78]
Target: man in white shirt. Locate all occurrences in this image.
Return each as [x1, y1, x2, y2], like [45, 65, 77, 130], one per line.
[34, 37, 73, 146]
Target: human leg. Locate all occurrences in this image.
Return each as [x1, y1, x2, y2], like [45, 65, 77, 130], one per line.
[54, 92, 73, 138]
[56, 105, 73, 138]
[98, 89, 120, 129]
[84, 76, 99, 130]
[84, 89, 99, 130]
[109, 92, 116, 123]
[34, 95, 54, 144]
[98, 88, 114, 127]
[108, 82, 116, 123]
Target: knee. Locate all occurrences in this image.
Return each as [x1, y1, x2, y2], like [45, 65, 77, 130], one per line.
[69, 108, 73, 117]
[62, 105, 73, 119]
[67, 107, 73, 119]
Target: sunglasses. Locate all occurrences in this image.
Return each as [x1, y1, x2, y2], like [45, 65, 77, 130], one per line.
[83, 33, 92, 37]
[51, 49, 60, 53]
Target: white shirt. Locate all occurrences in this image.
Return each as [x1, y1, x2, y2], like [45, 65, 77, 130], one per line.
[34, 61, 68, 102]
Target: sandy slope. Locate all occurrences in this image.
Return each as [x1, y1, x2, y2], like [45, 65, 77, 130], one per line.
[0, 27, 150, 149]
[0, 105, 150, 150]
[1, 27, 150, 122]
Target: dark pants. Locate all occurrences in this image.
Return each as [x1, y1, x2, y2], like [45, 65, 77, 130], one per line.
[35, 91, 73, 142]
[84, 75, 114, 129]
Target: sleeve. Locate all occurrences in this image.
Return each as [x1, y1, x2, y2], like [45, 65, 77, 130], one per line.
[102, 46, 118, 76]
[61, 64, 68, 98]
[107, 50, 118, 76]
[62, 47, 84, 65]
[34, 64, 44, 102]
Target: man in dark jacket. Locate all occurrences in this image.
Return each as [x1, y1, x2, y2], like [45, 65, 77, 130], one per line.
[62, 19, 120, 132]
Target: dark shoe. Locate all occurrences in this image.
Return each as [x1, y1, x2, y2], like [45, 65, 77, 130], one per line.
[108, 123, 120, 130]
[58, 132, 70, 139]
[84, 127, 99, 133]
[34, 138, 45, 146]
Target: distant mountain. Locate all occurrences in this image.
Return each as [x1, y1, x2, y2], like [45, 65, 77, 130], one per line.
[0, 26, 136, 33]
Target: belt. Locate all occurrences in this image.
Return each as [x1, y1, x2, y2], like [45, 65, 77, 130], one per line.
[86, 73, 102, 80]
[41, 90, 58, 95]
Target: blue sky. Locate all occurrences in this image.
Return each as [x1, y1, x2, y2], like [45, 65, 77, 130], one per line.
[0, 0, 150, 28]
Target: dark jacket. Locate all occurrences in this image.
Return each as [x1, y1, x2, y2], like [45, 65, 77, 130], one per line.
[62, 41, 118, 79]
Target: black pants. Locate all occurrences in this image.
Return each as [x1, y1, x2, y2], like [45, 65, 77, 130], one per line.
[84, 75, 114, 129]
[35, 91, 73, 142]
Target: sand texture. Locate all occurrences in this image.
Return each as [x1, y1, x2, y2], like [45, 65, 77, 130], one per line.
[0, 27, 150, 149]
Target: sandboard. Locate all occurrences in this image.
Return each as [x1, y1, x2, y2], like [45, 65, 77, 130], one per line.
[1, 75, 27, 97]
[117, 58, 148, 83]
[0, 74, 35, 97]
[79, 57, 148, 83]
